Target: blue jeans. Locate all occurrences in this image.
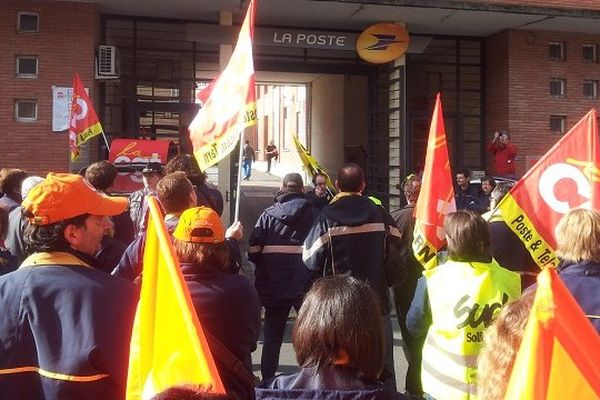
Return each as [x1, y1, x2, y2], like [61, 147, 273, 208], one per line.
[242, 159, 252, 179]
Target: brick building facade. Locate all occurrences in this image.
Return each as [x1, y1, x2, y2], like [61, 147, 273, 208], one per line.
[0, 0, 599, 180]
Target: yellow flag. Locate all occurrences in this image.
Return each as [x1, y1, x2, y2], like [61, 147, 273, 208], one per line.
[126, 196, 224, 399]
[292, 135, 336, 195]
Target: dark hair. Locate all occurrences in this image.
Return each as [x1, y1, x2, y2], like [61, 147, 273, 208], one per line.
[85, 161, 118, 191]
[23, 212, 90, 254]
[312, 171, 327, 186]
[0, 207, 8, 239]
[444, 210, 491, 261]
[456, 168, 470, 178]
[336, 163, 365, 193]
[165, 154, 207, 186]
[151, 385, 237, 400]
[156, 172, 195, 214]
[403, 177, 421, 203]
[173, 241, 230, 272]
[292, 276, 384, 383]
[0, 168, 28, 196]
[480, 176, 496, 189]
[282, 173, 304, 193]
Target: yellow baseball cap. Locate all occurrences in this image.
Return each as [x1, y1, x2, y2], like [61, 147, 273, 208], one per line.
[22, 173, 128, 225]
[173, 206, 225, 244]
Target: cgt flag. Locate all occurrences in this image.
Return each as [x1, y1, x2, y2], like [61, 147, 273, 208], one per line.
[496, 109, 600, 269]
[504, 268, 600, 399]
[69, 73, 104, 160]
[126, 197, 224, 400]
[292, 135, 336, 196]
[412, 93, 456, 268]
[188, 0, 257, 172]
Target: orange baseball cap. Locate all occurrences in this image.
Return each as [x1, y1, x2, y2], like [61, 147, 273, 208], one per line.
[22, 173, 128, 225]
[173, 206, 225, 244]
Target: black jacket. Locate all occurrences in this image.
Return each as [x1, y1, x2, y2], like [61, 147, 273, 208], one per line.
[256, 366, 408, 400]
[182, 262, 261, 399]
[558, 260, 600, 334]
[302, 194, 401, 315]
[249, 193, 320, 305]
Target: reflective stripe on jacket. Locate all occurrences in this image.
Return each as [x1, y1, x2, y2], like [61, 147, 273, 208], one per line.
[422, 259, 520, 400]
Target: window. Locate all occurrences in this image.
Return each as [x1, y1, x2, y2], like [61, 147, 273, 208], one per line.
[15, 100, 38, 122]
[549, 41, 566, 61]
[583, 80, 598, 99]
[582, 44, 598, 63]
[550, 115, 566, 134]
[16, 55, 38, 78]
[550, 78, 566, 98]
[17, 12, 39, 32]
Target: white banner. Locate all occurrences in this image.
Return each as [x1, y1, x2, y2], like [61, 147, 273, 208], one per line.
[52, 86, 89, 132]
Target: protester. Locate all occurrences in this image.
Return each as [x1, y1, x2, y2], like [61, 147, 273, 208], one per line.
[304, 172, 333, 210]
[476, 176, 496, 213]
[152, 386, 238, 400]
[477, 292, 534, 400]
[165, 154, 224, 216]
[113, 172, 242, 281]
[242, 140, 255, 181]
[485, 181, 538, 289]
[302, 163, 401, 389]
[487, 130, 517, 178]
[0, 207, 17, 275]
[390, 175, 424, 398]
[554, 209, 600, 333]
[0, 173, 137, 399]
[0, 168, 28, 212]
[173, 207, 260, 399]
[265, 140, 278, 174]
[454, 169, 479, 211]
[248, 173, 320, 381]
[256, 276, 408, 399]
[5, 175, 44, 264]
[407, 210, 521, 400]
[129, 161, 164, 234]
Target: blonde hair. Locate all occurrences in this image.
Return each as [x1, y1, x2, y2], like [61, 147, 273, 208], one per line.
[477, 292, 534, 400]
[556, 208, 600, 263]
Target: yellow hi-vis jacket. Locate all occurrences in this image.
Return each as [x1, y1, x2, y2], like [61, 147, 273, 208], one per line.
[421, 259, 521, 400]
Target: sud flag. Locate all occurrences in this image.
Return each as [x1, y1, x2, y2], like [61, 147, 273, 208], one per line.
[126, 196, 224, 399]
[503, 268, 600, 399]
[496, 109, 600, 269]
[69, 73, 104, 160]
[188, 0, 257, 172]
[292, 135, 336, 196]
[412, 93, 456, 268]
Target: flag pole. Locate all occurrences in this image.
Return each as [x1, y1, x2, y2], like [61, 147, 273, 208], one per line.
[233, 133, 244, 222]
[101, 131, 111, 152]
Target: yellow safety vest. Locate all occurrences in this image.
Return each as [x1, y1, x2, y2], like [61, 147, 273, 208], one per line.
[421, 259, 521, 400]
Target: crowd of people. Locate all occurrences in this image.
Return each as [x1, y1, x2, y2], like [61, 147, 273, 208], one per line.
[0, 132, 599, 400]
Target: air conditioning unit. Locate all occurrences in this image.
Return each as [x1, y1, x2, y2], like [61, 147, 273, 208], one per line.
[95, 45, 119, 79]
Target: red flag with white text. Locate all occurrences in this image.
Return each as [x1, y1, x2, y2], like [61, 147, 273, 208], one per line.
[412, 93, 456, 268]
[69, 73, 104, 160]
[188, 0, 257, 171]
[496, 109, 600, 269]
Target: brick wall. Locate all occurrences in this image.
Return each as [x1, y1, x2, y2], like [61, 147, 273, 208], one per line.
[486, 29, 600, 176]
[0, 0, 99, 175]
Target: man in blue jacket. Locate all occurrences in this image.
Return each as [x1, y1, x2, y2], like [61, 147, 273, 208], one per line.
[0, 173, 137, 400]
[249, 173, 320, 381]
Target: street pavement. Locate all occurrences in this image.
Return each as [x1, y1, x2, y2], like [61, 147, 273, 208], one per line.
[237, 166, 409, 391]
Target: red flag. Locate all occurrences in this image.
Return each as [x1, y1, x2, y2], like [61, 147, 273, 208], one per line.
[497, 109, 600, 269]
[412, 93, 456, 268]
[188, 0, 257, 171]
[69, 73, 104, 160]
[504, 268, 600, 399]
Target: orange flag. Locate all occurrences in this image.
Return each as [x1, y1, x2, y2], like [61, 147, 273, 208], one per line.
[126, 197, 224, 399]
[504, 268, 600, 399]
[188, 0, 257, 171]
[69, 73, 104, 160]
[496, 109, 600, 269]
[412, 93, 456, 268]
